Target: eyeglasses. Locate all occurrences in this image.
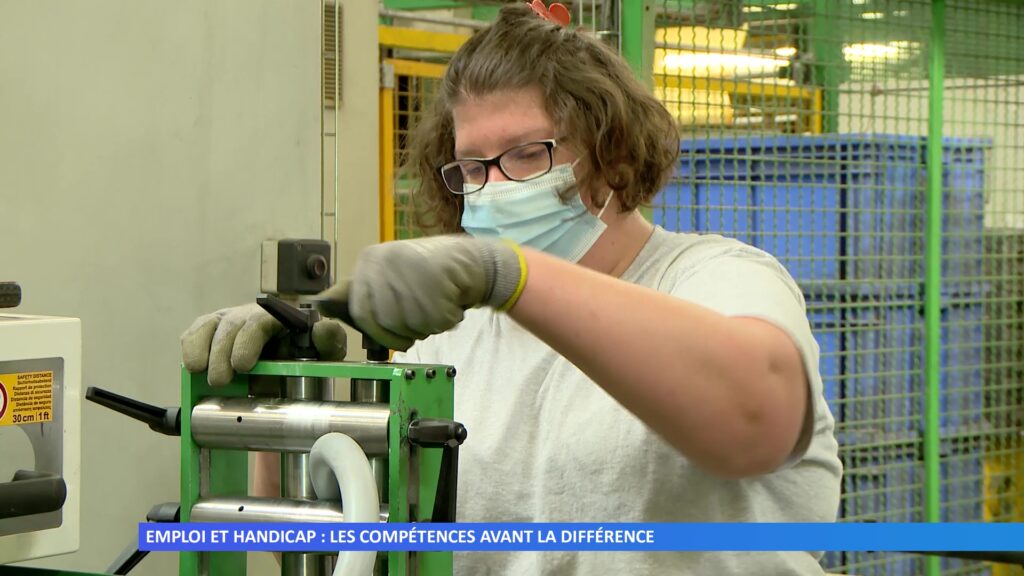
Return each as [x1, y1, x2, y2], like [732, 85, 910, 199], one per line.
[439, 139, 557, 195]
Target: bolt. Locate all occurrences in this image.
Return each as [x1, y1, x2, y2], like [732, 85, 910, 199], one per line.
[445, 366, 457, 378]
[404, 368, 416, 380]
[425, 368, 437, 379]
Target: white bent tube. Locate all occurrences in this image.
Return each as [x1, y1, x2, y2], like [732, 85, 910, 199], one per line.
[309, 432, 381, 576]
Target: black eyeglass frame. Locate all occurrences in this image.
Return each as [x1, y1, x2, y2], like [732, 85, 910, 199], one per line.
[438, 139, 559, 195]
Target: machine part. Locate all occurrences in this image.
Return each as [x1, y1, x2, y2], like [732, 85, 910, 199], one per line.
[351, 378, 390, 576]
[258, 296, 321, 360]
[191, 497, 388, 524]
[261, 239, 332, 296]
[256, 294, 336, 575]
[0, 471, 66, 520]
[180, 360, 457, 576]
[0, 282, 21, 309]
[190, 397, 389, 455]
[85, 387, 180, 436]
[282, 376, 331, 576]
[407, 419, 467, 523]
[351, 379, 390, 500]
[309, 433, 380, 576]
[0, 315, 80, 563]
[105, 502, 180, 575]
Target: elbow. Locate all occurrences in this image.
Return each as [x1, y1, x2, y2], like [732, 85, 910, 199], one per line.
[700, 415, 796, 480]
[698, 354, 807, 480]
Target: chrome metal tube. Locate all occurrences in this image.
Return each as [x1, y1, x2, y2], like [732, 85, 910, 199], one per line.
[351, 379, 389, 576]
[350, 380, 389, 502]
[283, 376, 323, 576]
[191, 497, 389, 523]
[190, 398, 389, 456]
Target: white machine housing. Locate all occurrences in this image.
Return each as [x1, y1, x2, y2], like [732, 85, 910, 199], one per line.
[0, 314, 81, 563]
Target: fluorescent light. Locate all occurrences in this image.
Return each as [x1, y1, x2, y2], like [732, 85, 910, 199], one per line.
[851, 0, 869, 5]
[774, 46, 798, 57]
[770, 3, 799, 10]
[892, 9, 909, 16]
[860, 11, 885, 19]
[742, 5, 765, 12]
[660, 51, 788, 75]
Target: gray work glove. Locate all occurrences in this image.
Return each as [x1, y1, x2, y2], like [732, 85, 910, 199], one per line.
[316, 235, 527, 352]
[181, 303, 348, 386]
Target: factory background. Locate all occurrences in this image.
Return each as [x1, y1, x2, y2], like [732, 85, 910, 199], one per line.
[2, 1, 1023, 575]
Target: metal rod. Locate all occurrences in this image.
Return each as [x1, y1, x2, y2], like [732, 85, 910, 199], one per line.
[350, 382, 389, 509]
[351, 379, 389, 576]
[379, 7, 488, 30]
[282, 377, 323, 576]
[924, 2, 945, 576]
[191, 497, 389, 524]
[190, 398, 389, 456]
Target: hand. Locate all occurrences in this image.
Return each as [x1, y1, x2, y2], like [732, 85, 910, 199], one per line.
[316, 235, 527, 351]
[181, 303, 348, 386]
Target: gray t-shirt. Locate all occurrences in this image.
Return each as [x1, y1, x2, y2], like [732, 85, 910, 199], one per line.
[394, 226, 842, 575]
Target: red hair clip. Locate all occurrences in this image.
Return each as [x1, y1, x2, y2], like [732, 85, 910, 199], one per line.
[528, 0, 571, 27]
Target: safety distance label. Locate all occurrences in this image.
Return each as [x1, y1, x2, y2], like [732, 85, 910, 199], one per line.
[0, 371, 54, 426]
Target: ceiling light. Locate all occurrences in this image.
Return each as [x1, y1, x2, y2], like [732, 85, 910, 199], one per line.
[860, 11, 885, 19]
[774, 46, 798, 57]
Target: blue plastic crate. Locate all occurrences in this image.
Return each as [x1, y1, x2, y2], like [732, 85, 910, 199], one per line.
[654, 134, 990, 296]
[655, 135, 923, 292]
[652, 181, 695, 232]
[807, 307, 842, 416]
[938, 300, 986, 431]
[755, 138, 920, 293]
[806, 298, 919, 433]
[937, 140, 989, 297]
[843, 303, 920, 434]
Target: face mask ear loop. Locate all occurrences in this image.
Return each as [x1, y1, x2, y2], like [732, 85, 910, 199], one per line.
[596, 191, 613, 220]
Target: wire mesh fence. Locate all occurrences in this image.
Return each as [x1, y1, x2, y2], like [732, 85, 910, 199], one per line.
[377, 2, 1024, 574]
[648, 1, 1023, 574]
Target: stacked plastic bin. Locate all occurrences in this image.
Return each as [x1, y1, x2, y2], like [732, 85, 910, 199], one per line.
[653, 134, 989, 575]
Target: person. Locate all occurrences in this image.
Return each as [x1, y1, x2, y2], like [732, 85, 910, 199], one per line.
[180, 2, 841, 574]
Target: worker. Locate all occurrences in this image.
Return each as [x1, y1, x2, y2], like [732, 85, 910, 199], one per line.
[180, 2, 841, 573]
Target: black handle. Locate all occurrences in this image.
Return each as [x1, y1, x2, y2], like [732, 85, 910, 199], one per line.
[312, 294, 390, 361]
[0, 470, 67, 520]
[0, 281, 21, 309]
[85, 387, 180, 436]
[257, 295, 317, 333]
[257, 296, 320, 360]
[408, 418, 467, 523]
[108, 502, 181, 575]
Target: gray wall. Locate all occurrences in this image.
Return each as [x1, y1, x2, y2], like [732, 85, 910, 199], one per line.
[0, 0, 345, 573]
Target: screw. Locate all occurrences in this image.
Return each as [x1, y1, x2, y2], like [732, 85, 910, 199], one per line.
[425, 368, 437, 379]
[445, 366, 457, 378]
[404, 369, 416, 380]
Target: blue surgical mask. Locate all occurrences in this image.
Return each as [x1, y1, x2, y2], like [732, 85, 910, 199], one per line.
[460, 162, 611, 263]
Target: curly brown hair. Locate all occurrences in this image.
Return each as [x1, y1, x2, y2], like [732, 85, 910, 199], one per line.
[404, 3, 680, 235]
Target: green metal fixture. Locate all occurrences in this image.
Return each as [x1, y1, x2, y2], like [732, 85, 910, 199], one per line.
[178, 358, 457, 576]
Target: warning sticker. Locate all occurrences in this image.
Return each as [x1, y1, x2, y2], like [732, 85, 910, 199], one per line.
[0, 371, 54, 426]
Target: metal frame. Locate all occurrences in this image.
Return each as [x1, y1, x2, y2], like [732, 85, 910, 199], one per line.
[178, 360, 455, 576]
